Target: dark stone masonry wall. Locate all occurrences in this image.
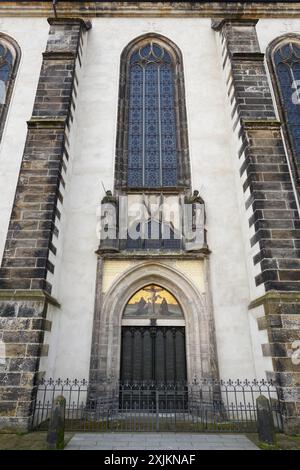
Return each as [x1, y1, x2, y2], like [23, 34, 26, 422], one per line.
[213, 18, 300, 433]
[0, 18, 87, 293]
[254, 292, 300, 433]
[0, 296, 51, 429]
[214, 20, 300, 293]
[0, 18, 90, 430]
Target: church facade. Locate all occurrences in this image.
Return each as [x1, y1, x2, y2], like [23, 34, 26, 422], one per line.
[0, 1, 300, 433]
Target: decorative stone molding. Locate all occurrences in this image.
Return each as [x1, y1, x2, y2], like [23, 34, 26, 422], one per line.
[97, 193, 208, 253]
[0, 2, 299, 19]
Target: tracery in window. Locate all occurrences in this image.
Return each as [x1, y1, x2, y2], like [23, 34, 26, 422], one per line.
[0, 44, 14, 104]
[273, 41, 300, 164]
[128, 42, 177, 188]
[0, 34, 20, 142]
[115, 34, 190, 190]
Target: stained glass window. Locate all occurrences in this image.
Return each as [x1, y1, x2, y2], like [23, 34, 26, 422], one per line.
[0, 42, 14, 106]
[274, 42, 300, 163]
[127, 41, 178, 188]
[0, 37, 19, 143]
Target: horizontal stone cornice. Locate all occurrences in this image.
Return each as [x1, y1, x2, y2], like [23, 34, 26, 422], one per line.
[47, 17, 92, 30]
[231, 52, 265, 61]
[0, 289, 60, 308]
[249, 290, 300, 310]
[0, 289, 60, 307]
[0, 3, 300, 19]
[42, 51, 77, 60]
[239, 119, 282, 134]
[27, 117, 67, 129]
[97, 250, 211, 260]
[211, 18, 259, 31]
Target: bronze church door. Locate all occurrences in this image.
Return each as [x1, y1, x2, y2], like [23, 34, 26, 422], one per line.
[120, 284, 187, 385]
[120, 326, 187, 383]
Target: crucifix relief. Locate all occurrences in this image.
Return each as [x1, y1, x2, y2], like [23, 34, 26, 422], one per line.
[143, 285, 164, 318]
[123, 284, 183, 319]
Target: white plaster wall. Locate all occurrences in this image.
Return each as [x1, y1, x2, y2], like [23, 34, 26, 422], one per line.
[2, 17, 295, 382]
[0, 18, 48, 264]
[214, 31, 265, 303]
[248, 305, 273, 378]
[257, 19, 300, 53]
[44, 17, 257, 380]
[213, 26, 271, 381]
[40, 30, 91, 378]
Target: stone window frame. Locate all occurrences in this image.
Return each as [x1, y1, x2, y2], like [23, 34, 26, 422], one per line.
[266, 33, 300, 187]
[114, 33, 191, 194]
[0, 33, 21, 144]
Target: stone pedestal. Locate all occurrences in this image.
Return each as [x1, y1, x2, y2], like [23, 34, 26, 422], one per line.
[257, 395, 275, 444]
[0, 293, 53, 430]
[47, 395, 66, 450]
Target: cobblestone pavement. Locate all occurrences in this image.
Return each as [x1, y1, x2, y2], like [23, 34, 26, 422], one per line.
[65, 433, 258, 450]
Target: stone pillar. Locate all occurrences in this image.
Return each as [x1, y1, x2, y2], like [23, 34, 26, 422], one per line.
[212, 19, 300, 433]
[88, 256, 104, 388]
[46, 395, 66, 450]
[0, 18, 91, 430]
[256, 395, 275, 444]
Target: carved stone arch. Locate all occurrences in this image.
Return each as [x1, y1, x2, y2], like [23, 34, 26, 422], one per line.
[114, 32, 191, 192]
[266, 33, 300, 187]
[0, 33, 21, 142]
[90, 261, 218, 385]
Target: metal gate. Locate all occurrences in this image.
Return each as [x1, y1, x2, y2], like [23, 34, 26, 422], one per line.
[32, 378, 284, 433]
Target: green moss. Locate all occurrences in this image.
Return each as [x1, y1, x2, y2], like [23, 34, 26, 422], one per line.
[246, 433, 300, 450]
[0, 432, 74, 450]
[34, 417, 257, 433]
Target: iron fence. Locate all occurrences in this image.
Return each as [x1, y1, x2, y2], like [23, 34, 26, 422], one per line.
[31, 378, 284, 433]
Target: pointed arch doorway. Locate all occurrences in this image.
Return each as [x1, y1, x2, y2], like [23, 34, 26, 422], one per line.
[120, 284, 187, 384]
[89, 261, 219, 387]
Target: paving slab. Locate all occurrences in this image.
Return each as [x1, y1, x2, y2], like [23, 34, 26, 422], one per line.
[65, 433, 258, 450]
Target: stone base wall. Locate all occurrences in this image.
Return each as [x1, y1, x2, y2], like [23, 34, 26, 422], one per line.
[250, 292, 300, 434]
[0, 294, 52, 430]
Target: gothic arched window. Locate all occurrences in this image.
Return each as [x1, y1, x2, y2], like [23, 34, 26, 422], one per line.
[115, 34, 190, 190]
[0, 34, 20, 142]
[268, 36, 300, 179]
